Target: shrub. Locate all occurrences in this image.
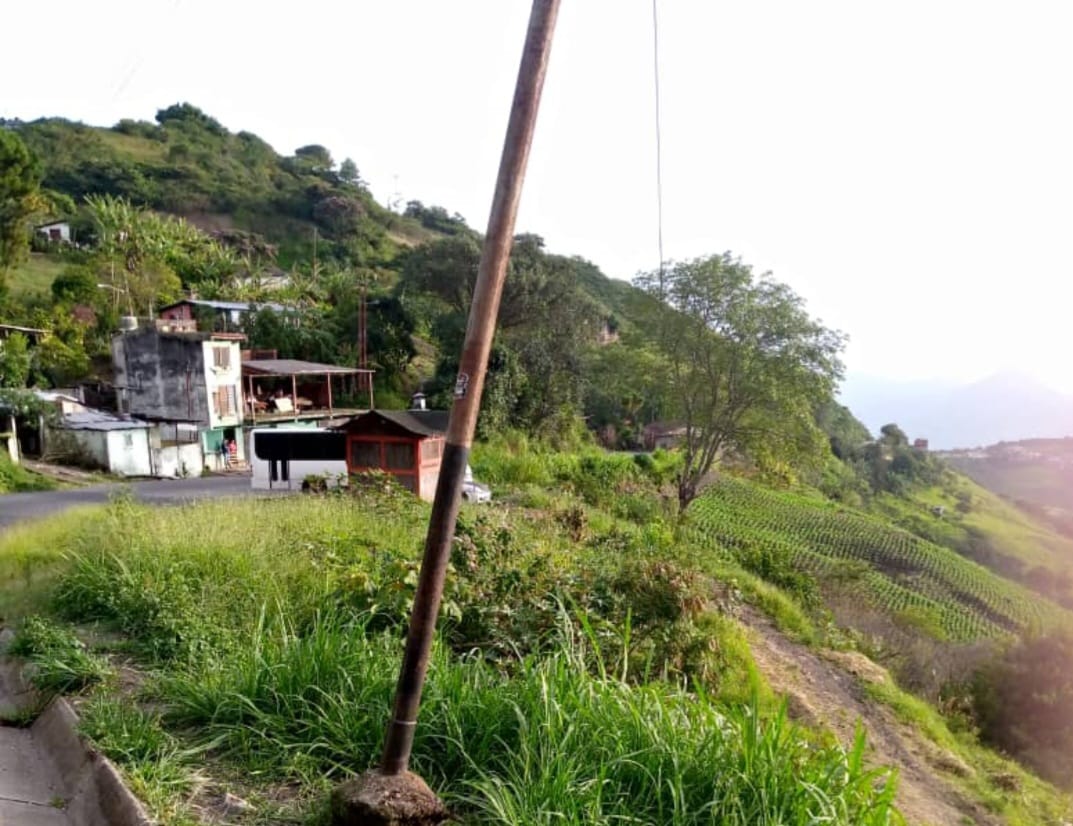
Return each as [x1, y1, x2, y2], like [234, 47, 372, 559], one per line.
[973, 632, 1073, 788]
[54, 551, 225, 662]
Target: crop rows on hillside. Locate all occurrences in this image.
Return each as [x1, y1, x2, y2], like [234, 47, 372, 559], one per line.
[688, 476, 1065, 640]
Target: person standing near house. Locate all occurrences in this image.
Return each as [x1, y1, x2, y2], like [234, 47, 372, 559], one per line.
[219, 439, 230, 470]
[227, 438, 238, 468]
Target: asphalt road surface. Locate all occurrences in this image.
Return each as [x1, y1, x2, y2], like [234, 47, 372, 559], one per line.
[0, 474, 279, 530]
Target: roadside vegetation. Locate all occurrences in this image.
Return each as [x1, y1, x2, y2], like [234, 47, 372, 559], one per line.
[0, 462, 902, 825]
[0, 451, 55, 493]
[1, 447, 1071, 825]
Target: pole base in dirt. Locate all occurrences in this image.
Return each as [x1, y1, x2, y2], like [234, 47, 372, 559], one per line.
[331, 770, 448, 826]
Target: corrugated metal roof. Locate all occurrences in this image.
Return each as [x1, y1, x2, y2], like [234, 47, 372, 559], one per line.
[242, 359, 369, 376]
[61, 410, 151, 431]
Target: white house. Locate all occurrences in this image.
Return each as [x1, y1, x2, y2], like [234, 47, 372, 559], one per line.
[35, 221, 71, 244]
[50, 410, 153, 477]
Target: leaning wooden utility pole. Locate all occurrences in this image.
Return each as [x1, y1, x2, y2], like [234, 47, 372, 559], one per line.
[331, 2, 561, 823]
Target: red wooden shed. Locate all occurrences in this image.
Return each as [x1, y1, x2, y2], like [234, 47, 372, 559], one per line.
[336, 409, 448, 500]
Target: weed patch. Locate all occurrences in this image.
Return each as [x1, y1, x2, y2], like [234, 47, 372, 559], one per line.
[10, 615, 110, 693]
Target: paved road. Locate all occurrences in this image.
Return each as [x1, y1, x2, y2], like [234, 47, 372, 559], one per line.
[0, 475, 278, 529]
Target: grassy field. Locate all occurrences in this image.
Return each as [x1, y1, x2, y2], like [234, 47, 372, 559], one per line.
[6, 252, 66, 299]
[3, 452, 1072, 825]
[2, 476, 900, 825]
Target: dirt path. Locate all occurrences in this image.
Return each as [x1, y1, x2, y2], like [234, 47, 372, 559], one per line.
[739, 605, 1000, 826]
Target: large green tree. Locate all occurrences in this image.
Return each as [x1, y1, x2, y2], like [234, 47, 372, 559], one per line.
[400, 234, 600, 434]
[0, 130, 44, 293]
[636, 253, 846, 509]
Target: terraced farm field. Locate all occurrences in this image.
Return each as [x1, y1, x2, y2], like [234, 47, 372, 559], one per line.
[689, 476, 1069, 641]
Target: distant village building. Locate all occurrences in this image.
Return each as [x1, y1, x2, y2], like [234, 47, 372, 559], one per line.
[48, 409, 154, 476]
[242, 358, 372, 424]
[336, 409, 448, 501]
[643, 422, 688, 451]
[112, 326, 247, 471]
[913, 438, 929, 452]
[596, 319, 620, 346]
[158, 299, 289, 332]
[35, 221, 71, 244]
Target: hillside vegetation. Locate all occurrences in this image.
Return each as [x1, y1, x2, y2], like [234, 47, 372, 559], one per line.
[690, 475, 1068, 641]
[3, 453, 1073, 825]
[4, 104, 1073, 824]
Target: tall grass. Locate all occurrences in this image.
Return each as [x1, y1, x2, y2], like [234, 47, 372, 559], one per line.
[0, 452, 56, 493]
[9, 615, 110, 693]
[5, 485, 908, 823]
[161, 612, 901, 825]
[0, 506, 102, 618]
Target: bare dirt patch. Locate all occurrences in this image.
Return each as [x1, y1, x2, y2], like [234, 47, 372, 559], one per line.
[739, 604, 1000, 826]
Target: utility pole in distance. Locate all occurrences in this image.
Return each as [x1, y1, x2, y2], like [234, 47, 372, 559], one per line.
[331, 1, 561, 823]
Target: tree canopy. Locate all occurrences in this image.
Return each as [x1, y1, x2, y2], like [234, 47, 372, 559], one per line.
[636, 253, 846, 508]
[0, 129, 44, 291]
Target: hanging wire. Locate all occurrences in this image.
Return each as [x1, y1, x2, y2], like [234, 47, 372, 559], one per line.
[652, 0, 666, 297]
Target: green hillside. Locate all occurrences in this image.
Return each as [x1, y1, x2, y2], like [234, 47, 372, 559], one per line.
[689, 474, 1070, 641]
[2, 105, 655, 423]
[10, 107, 417, 266]
[6, 252, 64, 299]
[868, 472, 1073, 609]
[6, 103, 1073, 822]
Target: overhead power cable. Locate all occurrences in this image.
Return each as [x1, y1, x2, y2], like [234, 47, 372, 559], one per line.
[652, 0, 666, 296]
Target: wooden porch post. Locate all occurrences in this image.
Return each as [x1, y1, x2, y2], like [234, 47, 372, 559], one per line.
[327, 373, 334, 418]
[291, 374, 298, 422]
[247, 374, 256, 424]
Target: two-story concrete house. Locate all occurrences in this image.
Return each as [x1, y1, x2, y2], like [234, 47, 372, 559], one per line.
[112, 326, 247, 471]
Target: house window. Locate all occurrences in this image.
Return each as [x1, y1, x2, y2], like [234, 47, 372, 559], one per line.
[215, 385, 237, 417]
[350, 441, 380, 469]
[123, 433, 134, 448]
[212, 346, 231, 369]
[385, 442, 415, 470]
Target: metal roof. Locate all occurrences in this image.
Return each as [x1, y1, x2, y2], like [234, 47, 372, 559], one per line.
[0, 323, 48, 335]
[337, 409, 449, 437]
[159, 299, 289, 313]
[61, 410, 151, 431]
[242, 359, 370, 377]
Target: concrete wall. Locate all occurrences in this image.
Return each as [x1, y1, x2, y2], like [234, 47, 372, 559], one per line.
[113, 329, 211, 425]
[104, 429, 153, 476]
[153, 441, 203, 478]
[66, 430, 109, 470]
[1, 415, 18, 464]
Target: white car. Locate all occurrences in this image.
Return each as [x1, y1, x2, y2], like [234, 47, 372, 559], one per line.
[462, 465, 492, 503]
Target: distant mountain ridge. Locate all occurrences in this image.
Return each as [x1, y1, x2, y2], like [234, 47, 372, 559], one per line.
[839, 371, 1073, 449]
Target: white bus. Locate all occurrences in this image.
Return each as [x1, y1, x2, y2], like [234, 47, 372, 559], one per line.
[250, 427, 348, 490]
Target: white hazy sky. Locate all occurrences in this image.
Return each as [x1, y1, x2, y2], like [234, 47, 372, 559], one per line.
[2, 1, 1071, 391]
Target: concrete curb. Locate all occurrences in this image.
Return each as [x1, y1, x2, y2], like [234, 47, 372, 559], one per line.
[1, 655, 154, 826]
